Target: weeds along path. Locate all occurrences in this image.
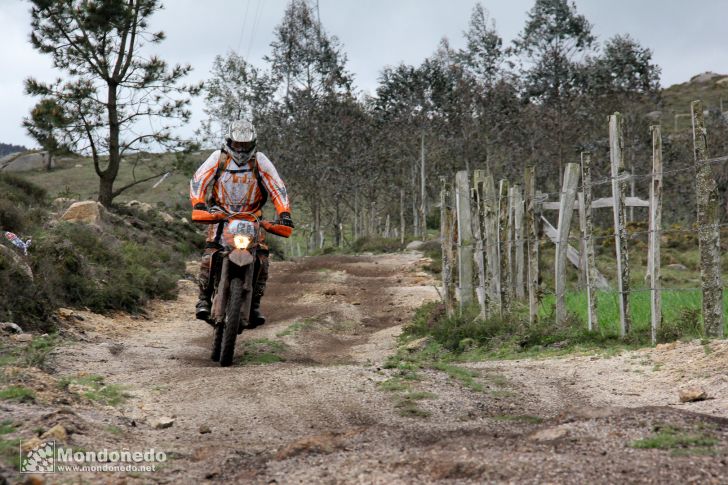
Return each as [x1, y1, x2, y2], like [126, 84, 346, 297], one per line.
[3, 252, 728, 484]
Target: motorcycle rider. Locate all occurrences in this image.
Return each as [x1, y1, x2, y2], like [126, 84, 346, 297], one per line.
[190, 119, 293, 326]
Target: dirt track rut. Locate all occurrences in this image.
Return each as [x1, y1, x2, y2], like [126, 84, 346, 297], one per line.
[2, 252, 728, 484]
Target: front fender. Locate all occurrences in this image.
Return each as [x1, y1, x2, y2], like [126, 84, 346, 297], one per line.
[229, 249, 254, 267]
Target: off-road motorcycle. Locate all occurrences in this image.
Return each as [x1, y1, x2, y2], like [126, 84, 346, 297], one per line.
[192, 207, 292, 366]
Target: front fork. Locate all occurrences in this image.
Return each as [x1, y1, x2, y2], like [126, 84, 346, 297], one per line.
[211, 251, 257, 326]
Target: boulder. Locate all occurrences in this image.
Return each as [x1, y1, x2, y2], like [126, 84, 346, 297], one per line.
[406, 240, 425, 250]
[60, 201, 106, 226]
[150, 417, 175, 429]
[41, 424, 68, 442]
[528, 426, 568, 442]
[126, 200, 154, 213]
[678, 386, 707, 403]
[0, 322, 23, 334]
[0, 244, 33, 280]
[52, 198, 77, 211]
[159, 211, 176, 224]
[666, 263, 688, 271]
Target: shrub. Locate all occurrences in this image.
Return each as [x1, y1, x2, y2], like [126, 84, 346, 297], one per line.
[0, 199, 23, 233]
[349, 237, 404, 254]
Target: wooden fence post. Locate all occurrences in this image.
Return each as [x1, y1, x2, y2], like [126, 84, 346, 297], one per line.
[455, 171, 475, 311]
[484, 174, 501, 315]
[440, 177, 455, 316]
[524, 167, 539, 324]
[609, 113, 632, 337]
[581, 153, 598, 332]
[648, 126, 663, 344]
[471, 170, 488, 318]
[555, 163, 580, 324]
[507, 186, 516, 299]
[513, 185, 525, 300]
[577, 192, 586, 288]
[498, 179, 511, 310]
[691, 100, 724, 337]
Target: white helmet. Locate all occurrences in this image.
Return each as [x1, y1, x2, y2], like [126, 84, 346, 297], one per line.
[223, 119, 257, 164]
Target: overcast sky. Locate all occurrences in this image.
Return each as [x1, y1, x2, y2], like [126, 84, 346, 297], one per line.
[1, 0, 727, 148]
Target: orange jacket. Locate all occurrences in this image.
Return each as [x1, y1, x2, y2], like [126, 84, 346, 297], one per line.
[190, 150, 291, 218]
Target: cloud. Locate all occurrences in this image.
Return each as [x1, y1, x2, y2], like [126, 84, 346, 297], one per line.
[2, 0, 727, 147]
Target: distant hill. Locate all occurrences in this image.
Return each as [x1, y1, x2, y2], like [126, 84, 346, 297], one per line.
[660, 71, 728, 131]
[0, 143, 28, 158]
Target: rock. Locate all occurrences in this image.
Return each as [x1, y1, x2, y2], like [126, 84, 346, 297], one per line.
[159, 212, 176, 224]
[12, 333, 33, 343]
[666, 263, 688, 271]
[645, 110, 662, 121]
[150, 417, 175, 429]
[690, 71, 722, 83]
[126, 200, 154, 213]
[74, 163, 83, 168]
[405, 240, 425, 250]
[60, 201, 106, 227]
[52, 197, 77, 210]
[0, 244, 33, 280]
[679, 386, 707, 403]
[57, 308, 83, 321]
[41, 424, 68, 442]
[0, 322, 23, 334]
[20, 437, 43, 453]
[655, 342, 677, 351]
[0, 150, 47, 172]
[179, 217, 190, 225]
[22, 475, 46, 485]
[529, 427, 568, 442]
[403, 337, 428, 353]
[199, 424, 211, 434]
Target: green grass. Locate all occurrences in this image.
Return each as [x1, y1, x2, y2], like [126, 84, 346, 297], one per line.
[0, 386, 36, 402]
[0, 420, 16, 435]
[0, 435, 21, 469]
[276, 319, 316, 337]
[238, 338, 287, 365]
[632, 425, 718, 453]
[493, 414, 543, 424]
[539, 289, 728, 339]
[378, 378, 412, 392]
[394, 392, 435, 418]
[432, 362, 484, 392]
[58, 375, 129, 406]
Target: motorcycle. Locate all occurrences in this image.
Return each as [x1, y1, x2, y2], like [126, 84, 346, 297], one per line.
[192, 207, 292, 366]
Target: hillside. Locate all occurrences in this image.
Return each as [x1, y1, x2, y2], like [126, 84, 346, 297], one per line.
[0, 142, 27, 158]
[659, 71, 728, 131]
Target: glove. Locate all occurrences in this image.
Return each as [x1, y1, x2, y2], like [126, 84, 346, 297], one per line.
[278, 212, 295, 228]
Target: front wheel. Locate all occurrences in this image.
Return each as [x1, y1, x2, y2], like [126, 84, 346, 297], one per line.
[211, 323, 224, 362]
[219, 274, 246, 367]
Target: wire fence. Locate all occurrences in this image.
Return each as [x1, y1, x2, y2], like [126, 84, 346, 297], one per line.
[440, 106, 727, 343]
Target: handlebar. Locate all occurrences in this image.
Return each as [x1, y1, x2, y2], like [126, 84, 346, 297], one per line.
[191, 207, 292, 238]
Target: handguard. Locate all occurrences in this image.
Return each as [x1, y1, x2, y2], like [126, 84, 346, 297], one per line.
[191, 209, 227, 224]
[261, 220, 293, 238]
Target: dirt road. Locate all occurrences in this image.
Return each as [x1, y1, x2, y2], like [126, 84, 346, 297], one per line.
[3, 252, 728, 484]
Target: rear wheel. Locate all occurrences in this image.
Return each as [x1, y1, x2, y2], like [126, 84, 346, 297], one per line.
[220, 274, 246, 367]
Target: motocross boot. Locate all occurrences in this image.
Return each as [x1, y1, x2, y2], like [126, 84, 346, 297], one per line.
[196, 248, 216, 322]
[248, 295, 266, 329]
[195, 297, 211, 322]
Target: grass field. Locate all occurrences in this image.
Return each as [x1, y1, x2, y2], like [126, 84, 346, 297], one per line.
[539, 289, 727, 337]
[21, 153, 194, 208]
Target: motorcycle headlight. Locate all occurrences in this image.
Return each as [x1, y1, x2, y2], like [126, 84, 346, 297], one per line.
[234, 234, 251, 250]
